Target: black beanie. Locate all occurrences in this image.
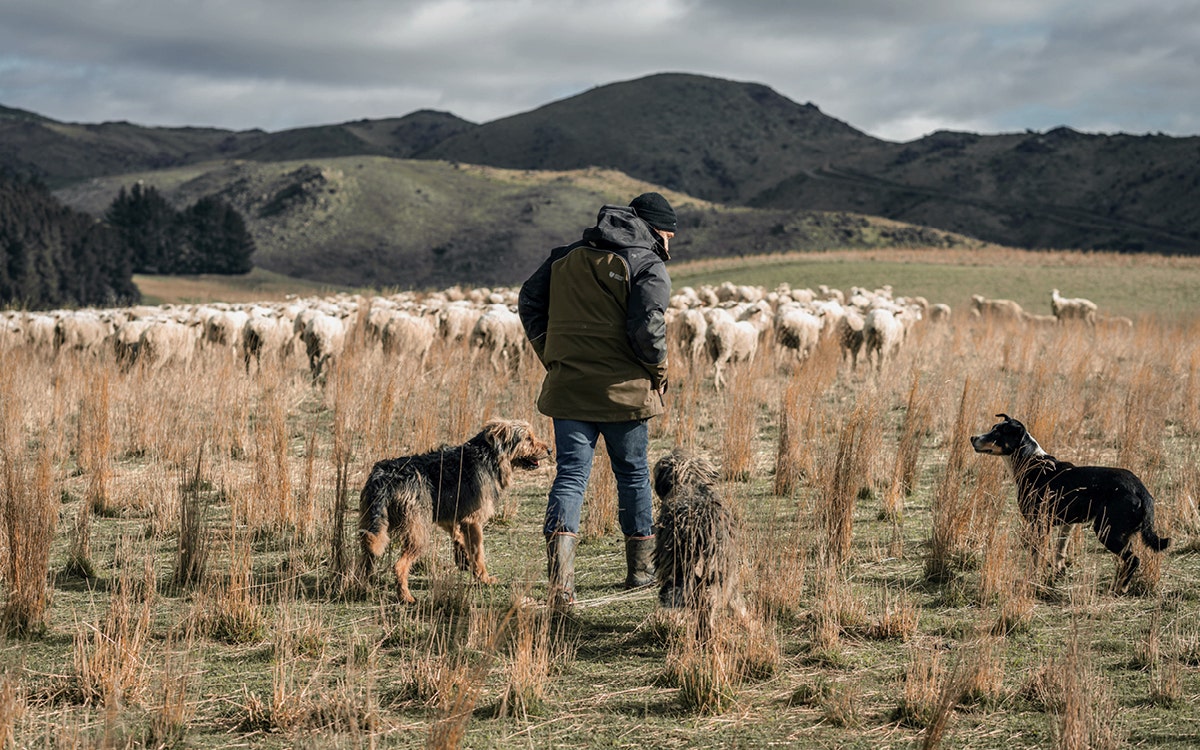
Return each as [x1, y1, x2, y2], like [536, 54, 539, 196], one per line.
[629, 192, 677, 233]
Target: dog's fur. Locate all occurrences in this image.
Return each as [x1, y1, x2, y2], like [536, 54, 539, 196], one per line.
[652, 449, 743, 637]
[358, 419, 551, 602]
[970, 414, 1169, 590]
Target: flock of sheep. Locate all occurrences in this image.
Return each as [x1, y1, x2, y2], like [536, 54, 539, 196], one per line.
[668, 281, 942, 388]
[969, 288, 1132, 330]
[0, 286, 528, 381]
[0, 282, 1121, 385]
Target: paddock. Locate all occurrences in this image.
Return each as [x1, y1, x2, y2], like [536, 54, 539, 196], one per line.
[0, 275, 1197, 748]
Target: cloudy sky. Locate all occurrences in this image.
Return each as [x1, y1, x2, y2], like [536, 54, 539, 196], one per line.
[1, 0, 1197, 143]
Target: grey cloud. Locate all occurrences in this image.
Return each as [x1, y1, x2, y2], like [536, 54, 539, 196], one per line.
[0, 0, 1196, 140]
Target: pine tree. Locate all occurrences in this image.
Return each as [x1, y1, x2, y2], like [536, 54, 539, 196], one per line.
[180, 196, 255, 274]
[104, 183, 179, 273]
[101, 187, 255, 276]
[0, 174, 138, 309]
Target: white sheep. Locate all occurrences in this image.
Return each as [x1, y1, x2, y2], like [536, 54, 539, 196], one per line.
[364, 303, 398, 343]
[1050, 288, 1098, 325]
[243, 313, 296, 373]
[139, 320, 202, 370]
[836, 307, 866, 369]
[0, 316, 21, 351]
[705, 304, 770, 390]
[927, 303, 952, 323]
[810, 299, 845, 338]
[672, 307, 708, 364]
[863, 308, 904, 370]
[470, 304, 525, 373]
[670, 286, 702, 310]
[436, 301, 482, 344]
[53, 312, 113, 356]
[773, 304, 822, 361]
[787, 287, 816, 306]
[714, 282, 739, 303]
[696, 285, 721, 307]
[113, 318, 155, 369]
[817, 285, 845, 304]
[302, 313, 347, 382]
[382, 310, 437, 368]
[24, 313, 58, 352]
[205, 309, 250, 355]
[970, 294, 1023, 322]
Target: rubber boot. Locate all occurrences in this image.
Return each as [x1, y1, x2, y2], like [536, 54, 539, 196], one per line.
[624, 535, 655, 589]
[546, 532, 578, 609]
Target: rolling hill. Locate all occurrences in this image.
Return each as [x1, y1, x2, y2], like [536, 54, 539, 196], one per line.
[54, 158, 978, 290]
[7, 72, 1200, 274]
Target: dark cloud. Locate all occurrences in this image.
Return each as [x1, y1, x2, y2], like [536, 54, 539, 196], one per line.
[0, 0, 1196, 140]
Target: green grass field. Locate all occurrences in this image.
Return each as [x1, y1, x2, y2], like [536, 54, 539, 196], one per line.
[133, 267, 350, 306]
[670, 247, 1200, 318]
[136, 246, 1200, 317]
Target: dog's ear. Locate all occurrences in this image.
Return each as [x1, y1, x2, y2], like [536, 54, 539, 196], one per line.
[482, 420, 524, 453]
[996, 413, 1011, 422]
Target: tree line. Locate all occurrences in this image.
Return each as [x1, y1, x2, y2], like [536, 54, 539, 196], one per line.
[1, 174, 254, 309]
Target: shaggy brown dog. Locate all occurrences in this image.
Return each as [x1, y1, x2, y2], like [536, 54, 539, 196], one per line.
[652, 449, 743, 637]
[358, 419, 551, 602]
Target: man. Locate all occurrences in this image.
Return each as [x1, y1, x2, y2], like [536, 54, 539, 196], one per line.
[518, 192, 675, 608]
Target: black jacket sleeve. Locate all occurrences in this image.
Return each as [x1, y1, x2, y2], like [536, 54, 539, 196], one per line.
[626, 256, 671, 388]
[518, 252, 555, 364]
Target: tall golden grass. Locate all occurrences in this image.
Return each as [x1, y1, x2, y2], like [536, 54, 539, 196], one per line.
[926, 378, 983, 583]
[0, 442, 56, 636]
[0, 289, 1194, 747]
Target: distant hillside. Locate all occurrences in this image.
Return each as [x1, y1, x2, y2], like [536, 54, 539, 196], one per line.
[750, 128, 1200, 254]
[417, 73, 881, 205]
[235, 110, 475, 162]
[7, 72, 1200, 255]
[419, 75, 1200, 254]
[0, 108, 475, 187]
[53, 157, 982, 290]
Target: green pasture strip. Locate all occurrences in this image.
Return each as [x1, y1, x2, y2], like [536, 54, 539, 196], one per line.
[671, 255, 1200, 318]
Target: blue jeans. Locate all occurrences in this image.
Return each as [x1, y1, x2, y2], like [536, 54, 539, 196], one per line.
[544, 418, 654, 539]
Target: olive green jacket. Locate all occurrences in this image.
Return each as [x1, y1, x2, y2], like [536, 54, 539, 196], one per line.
[518, 205, 671, 422]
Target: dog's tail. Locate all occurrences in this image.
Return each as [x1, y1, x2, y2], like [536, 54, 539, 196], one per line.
[1139, 487, 1171, 552]
[358, 469, 391, 574]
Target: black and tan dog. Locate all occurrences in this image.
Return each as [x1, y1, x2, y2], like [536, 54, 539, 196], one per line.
[652, 449, 743, 637]
[358, 419, 551, 602]
[970, 414, 1169, 590]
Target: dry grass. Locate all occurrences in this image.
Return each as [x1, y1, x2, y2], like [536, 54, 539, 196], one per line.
[0, 672, 21, 748]
[0, 270, 1197, 748]
[69, 542, 155, 708]
[1, 440, 56, 636]
[925, 378, 984, 583]
[1053, 624, 1121, 750]
[883, 373, 932, 521]
[581, 449, 617, 542]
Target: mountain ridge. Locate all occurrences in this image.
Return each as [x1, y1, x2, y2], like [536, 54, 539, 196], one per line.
[6, 72, 1198, 265]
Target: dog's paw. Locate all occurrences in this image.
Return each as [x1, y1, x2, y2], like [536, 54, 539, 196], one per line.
[478, 574, 499, 585]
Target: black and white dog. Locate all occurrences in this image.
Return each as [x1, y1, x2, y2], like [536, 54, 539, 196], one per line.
[970, 414, 1169, 590]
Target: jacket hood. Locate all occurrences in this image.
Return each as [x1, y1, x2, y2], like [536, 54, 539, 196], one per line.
[582, 205, 659, 251]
